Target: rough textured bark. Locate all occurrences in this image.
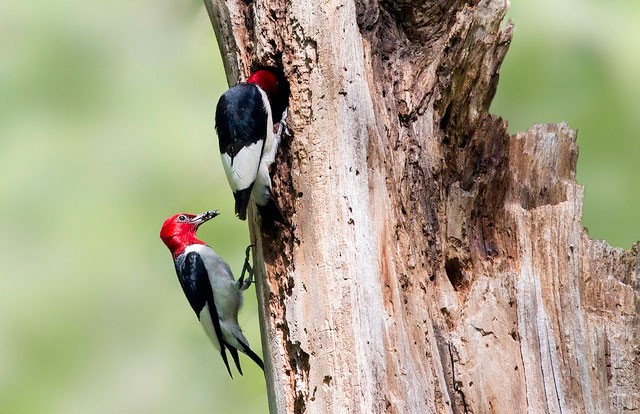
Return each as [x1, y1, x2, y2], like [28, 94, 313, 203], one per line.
[204, 0, 640, 412]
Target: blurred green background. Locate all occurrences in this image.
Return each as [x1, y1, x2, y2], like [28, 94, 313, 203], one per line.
[492, 0, 640, 249]
[0, 0, 637, 413]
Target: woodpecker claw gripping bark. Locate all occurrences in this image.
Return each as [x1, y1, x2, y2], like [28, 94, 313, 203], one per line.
[237, 244, 255, 291]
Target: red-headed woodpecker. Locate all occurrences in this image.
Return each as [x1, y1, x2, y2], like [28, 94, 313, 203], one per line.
[160, 210, 263, 377]
[215, 67, 290, 223]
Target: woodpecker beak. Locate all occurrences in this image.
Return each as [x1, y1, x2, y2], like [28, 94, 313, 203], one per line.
[192, 210, 219, 227]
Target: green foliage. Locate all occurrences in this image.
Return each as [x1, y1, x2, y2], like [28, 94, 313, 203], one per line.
[0, 1, 637, 413]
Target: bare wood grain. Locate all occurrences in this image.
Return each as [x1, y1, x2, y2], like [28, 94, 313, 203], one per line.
[203, 0, 640, 412]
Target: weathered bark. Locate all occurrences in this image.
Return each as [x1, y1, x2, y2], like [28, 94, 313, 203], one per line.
[203, 0, 640, 413]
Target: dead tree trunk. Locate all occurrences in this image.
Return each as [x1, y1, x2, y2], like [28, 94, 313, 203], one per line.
[204, 0, 640, 412]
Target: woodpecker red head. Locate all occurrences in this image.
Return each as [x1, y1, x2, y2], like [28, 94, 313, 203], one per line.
[247, 67, 290, 124]
[160, 211, 217, 258]
[247, 69, 277, 100]
[160, 210, 264, 377]
[215, 66, 290, 223]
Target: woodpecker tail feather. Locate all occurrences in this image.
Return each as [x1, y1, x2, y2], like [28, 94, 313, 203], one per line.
[233, 187, 253, 220]
[220, 346, 233, 378]
[234, 334, 264, 371]
[228, 347, 243, 376]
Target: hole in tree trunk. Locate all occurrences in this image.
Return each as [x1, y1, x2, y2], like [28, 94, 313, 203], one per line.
[445, 257, 466, 290]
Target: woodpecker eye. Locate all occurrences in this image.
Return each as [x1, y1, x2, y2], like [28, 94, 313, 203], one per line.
[177, 215, 187, 222]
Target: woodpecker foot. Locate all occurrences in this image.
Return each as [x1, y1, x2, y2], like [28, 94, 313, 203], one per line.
[238, 244, 255, 290]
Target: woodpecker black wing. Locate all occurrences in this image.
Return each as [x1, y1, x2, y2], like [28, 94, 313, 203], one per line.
[216, 83, 269, 220]
[175, 252, 233, 378]
[216, 84, 268, 158]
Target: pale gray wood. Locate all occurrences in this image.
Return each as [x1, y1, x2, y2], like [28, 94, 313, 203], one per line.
[203, 0, 640, 412]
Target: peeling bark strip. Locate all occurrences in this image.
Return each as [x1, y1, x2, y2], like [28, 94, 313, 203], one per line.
[203, 0, 640, 413]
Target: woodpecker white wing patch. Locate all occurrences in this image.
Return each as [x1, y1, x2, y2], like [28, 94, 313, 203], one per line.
[220, 141, 263, 192]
